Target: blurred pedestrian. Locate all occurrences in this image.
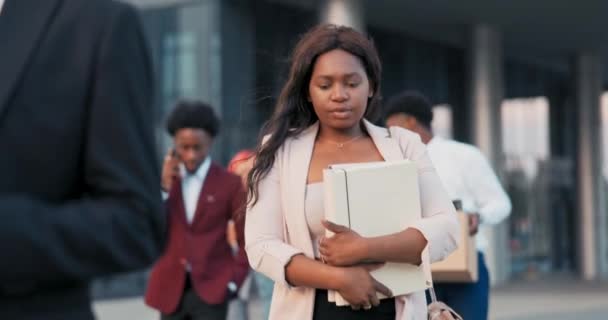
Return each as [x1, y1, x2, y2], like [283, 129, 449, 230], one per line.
[226, 150, 273, 320]
[385, 91, 512, 320]
[145, 101, 249, 320]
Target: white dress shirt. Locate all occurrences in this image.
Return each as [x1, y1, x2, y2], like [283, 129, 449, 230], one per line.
[426, 136, 512, 252]
[179, 157, 211, 224]
[0, 0, 5, 14]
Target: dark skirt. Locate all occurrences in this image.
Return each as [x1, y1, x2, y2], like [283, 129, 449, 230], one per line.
[312, 290, 396, 320]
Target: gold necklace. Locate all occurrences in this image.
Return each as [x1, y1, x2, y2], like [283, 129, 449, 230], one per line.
[318, 135, 363, 148]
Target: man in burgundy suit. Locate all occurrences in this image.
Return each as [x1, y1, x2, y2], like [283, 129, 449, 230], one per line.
[146, 101, 249, 320]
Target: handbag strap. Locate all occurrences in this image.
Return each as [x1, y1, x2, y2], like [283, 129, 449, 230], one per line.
[389, 126, 462, 319]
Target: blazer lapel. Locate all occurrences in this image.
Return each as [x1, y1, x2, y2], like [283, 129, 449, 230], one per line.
[168, 177, 188, 225]
[285, 123, 319, 257]
[191, 164, 220, 226]
[363, 120, 405, 162]
[0, 0, 61, 123]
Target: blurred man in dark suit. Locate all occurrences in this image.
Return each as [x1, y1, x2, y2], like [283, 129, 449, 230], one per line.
[0, 0, 164, 319]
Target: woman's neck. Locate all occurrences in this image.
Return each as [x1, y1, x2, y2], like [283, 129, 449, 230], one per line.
[317, 122, 366, 142]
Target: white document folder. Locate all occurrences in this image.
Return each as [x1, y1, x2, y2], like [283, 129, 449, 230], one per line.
[323, 160, 431, 306]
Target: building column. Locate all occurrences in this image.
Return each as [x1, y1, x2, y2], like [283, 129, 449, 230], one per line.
[219, 0, 257, 162]
[467, 24, 510, 284]
[319, 0, 364, 32]
[573, 53, 605, 280]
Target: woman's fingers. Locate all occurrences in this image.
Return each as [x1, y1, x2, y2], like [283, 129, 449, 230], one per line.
[369, 292, 380, 307]
[318, 245, 328, 257]
[373, 278, 393, 297]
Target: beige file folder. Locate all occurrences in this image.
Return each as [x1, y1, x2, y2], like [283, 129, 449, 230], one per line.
[431, 211, 478, 282]
[323, 160, 431, 306]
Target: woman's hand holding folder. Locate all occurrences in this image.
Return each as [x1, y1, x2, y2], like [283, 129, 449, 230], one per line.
[319, 220, 373, 266]
[284, 253, 391, 310]
[335, 263, 393, 310]
[314, 220, 395, 309]
[319, 219, 427, 266]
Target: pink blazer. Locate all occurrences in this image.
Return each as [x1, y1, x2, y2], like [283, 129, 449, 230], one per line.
[245, 120, 459, 320]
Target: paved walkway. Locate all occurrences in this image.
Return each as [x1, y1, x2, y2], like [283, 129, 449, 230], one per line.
[93, 298, 156, 320]
[489, 277, 608, 320]
[94, 278, 608, 320]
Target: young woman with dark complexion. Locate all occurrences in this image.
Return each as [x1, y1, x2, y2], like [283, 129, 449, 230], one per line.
[245, 25, 458, 320]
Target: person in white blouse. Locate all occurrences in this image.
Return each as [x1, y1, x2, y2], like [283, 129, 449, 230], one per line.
[245, 25, 459, 320]
[385, 91, 512, 320]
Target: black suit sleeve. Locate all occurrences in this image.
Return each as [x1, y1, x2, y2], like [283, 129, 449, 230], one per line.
[0, 5, 164, 287]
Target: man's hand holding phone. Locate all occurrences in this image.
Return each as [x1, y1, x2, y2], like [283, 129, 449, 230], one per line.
[161, 148, 180, 192]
